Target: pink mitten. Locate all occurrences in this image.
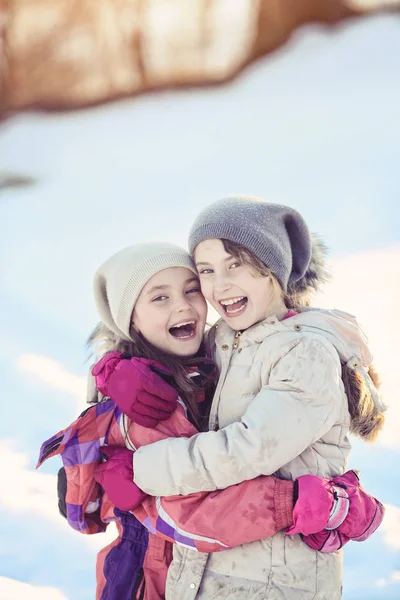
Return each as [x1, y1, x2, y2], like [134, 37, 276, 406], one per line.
[92, 351, 178, 428]
[94, 446, 147, 512]
[287, 474, 338, 537]
[301, 470, 384, 552]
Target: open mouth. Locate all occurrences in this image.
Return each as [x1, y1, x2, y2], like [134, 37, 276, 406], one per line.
[219, 296, 248, 317]
[169, 320, 197, 340]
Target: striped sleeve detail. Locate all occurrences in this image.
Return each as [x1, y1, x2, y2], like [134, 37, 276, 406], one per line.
[151, 496, 229, 552]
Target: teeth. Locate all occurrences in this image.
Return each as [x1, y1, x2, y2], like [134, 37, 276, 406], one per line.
[220, 297, 245, 306]
[171, 320, 195, 328]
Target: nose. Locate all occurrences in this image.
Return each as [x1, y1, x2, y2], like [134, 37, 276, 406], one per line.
[174, 295, 192, 313]
[213, 273, 231, 295]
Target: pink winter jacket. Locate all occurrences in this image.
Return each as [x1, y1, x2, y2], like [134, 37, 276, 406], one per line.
[39, 396, 294, 600]
[107, 400, 294, 599]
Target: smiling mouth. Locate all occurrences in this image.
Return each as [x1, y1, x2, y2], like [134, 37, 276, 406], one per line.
[219, 296, 248, 316]
[169, 320, 197, 340]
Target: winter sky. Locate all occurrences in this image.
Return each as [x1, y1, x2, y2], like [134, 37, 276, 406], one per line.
[1, 13, 400, 600]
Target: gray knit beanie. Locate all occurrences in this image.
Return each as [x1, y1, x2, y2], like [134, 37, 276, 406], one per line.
[93, 242, 196, 341]
[189, 196, 327, 294]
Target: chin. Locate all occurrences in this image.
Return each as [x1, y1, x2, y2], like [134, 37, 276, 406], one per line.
[223, 314, 254, 330]
[172, 341, 202, 357]
[174, 348, 199, 358]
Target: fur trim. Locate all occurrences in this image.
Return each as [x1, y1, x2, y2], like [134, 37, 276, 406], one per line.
[87, 322, 131, 359]
[287, 234, 330, 298]
[342, 362, 385, 442]
[86, 322, 132, 404]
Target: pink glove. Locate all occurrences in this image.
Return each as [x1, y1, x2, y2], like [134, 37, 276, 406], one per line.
[286, 474, 337, 537]
[92, 351, 178, 428]
[94, 446, 147, 512]
[287, 470, 384, 552]
[301, 470, 385, 552]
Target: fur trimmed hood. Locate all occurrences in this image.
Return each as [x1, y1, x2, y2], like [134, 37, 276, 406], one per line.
[293, 308, 386, 442]
[86, 322, 133, 404]
[287, 233, 330, 299]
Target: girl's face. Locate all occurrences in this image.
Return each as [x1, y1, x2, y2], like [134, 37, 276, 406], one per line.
[132, 267, 207, 357]
[195, 239, 285, 331]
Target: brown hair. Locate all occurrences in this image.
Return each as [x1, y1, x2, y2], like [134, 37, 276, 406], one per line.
[88, 322, 216, 431]
[341, 363, 385, 442]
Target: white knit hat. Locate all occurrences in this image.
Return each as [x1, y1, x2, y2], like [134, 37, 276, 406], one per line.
[93, 242, 196, 341]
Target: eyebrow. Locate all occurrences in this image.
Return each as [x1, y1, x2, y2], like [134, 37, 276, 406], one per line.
[196, 256, 233, 267]
[146, 284, 169, 295]
[146, 277, 199, 295]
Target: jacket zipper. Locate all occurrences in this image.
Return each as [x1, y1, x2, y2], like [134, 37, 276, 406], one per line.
[209, 330, 241, 430]
[208, 335, 233, 430]
[232, 331, 241, 349]
[131, 567, 145, 600]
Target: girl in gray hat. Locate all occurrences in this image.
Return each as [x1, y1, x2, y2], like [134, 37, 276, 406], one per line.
[116, 196, 386, 599]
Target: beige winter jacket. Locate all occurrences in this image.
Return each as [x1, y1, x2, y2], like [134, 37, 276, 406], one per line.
[134, 308, 377, 599]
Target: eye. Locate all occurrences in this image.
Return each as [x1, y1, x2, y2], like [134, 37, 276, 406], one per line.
[198, 268, 213, 275]
[229, 262, 241, 269]
[152, 295, 168, 302]
[186, 287, 201, 295]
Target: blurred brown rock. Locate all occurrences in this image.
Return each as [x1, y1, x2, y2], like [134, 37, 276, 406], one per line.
[0, 0, 397, 114]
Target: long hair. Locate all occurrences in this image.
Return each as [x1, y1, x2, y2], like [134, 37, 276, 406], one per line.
[341, 363, 385, 442]
[88, 322, 217, 431]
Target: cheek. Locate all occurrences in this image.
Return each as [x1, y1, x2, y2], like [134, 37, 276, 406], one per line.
[196, 296, 208, 321]
[135, 307, 167, 336]
[199, 278, 214, 302]
[190, 293, 207, 319]
[250, 279, 273, 304]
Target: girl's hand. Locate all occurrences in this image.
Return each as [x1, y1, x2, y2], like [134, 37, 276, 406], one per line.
[288, 470, 384, 552]
[92, 351, 178, 428]
[94, 446, 147, 512]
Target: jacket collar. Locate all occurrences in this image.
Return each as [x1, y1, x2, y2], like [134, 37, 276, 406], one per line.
[214, 313, 285, 347]
[214, 307, 374, 366]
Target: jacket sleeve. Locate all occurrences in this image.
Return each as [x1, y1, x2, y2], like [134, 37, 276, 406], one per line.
[134, 336, 344, 495]
[2, 1, 370, 114]
[134, 474, 293, 552]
